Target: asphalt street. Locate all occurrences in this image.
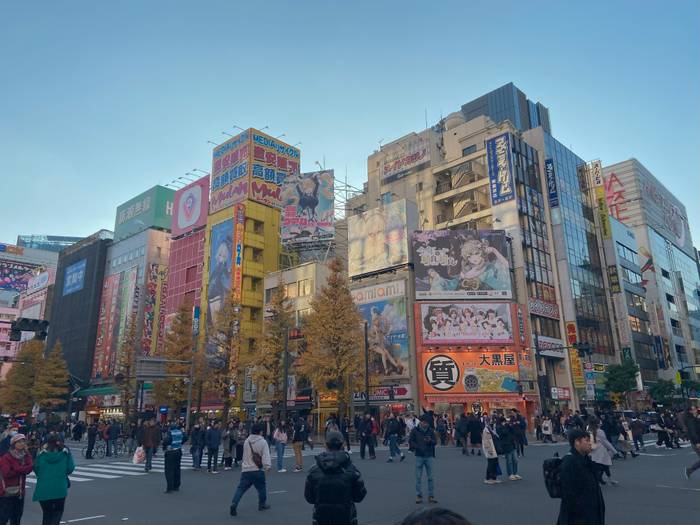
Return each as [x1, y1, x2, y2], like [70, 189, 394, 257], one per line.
[19, 439, 700, 525]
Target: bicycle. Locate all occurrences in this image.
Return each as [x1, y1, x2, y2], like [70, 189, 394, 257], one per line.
[82, 441, 106, 459]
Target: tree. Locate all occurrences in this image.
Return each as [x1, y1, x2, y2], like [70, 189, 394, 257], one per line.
[154, 301, 194, 415]
[0, 340, 44, 415]
[32, 342, 69, 412]
[297, 258, 364, 419]
[115, 315, 138, 422]
[604, 359, 639, 407]
[650, 379, 677, 406]
[241, 288, 294, 417]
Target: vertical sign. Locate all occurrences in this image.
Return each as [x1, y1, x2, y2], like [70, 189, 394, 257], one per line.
[545, 159, 559, 208]
[590, 160, 611, 240]
[565, 321, 585, 388]
[486, 133, 515, 205]
[232, 203, 246, 303]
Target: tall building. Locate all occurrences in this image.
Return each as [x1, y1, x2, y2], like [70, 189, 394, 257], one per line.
[16, 235, 83, 253]
[603, 159, 700, 382]
[0, 306, 19, 379]
[0, 242, 58, 307]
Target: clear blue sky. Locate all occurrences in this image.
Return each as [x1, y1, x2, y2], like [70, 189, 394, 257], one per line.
[2, 1, 698, 245]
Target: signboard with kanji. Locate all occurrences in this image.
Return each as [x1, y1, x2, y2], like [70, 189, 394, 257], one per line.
[421, 350, 519, 395]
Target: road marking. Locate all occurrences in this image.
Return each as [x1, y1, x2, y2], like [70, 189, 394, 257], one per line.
[269, 490, 288, 494]
[656, 484, 700, 492]
[65, 515, 106, 523]
[72, 469, 121, 479]
[73, 466, 149, 476]
[637, 452, 676, 457]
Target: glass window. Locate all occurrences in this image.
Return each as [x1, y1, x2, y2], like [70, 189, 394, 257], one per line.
[283, 283, 297, 299]
[462, 144, 477, 156]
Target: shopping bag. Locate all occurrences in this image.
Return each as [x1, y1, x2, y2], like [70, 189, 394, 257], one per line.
[133, 446, 146, 464]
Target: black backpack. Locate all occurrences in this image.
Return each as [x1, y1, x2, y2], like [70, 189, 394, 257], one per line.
[542, 452, 563, 498]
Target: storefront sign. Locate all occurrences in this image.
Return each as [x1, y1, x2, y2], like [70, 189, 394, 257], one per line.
[528, 298, 560, 320]
[607, 265, 621, 294]
[487, 133, 515, 205]
[545, 159, 558, 208]
[536, 335, 565, 358]
[422, 350, 520, 395]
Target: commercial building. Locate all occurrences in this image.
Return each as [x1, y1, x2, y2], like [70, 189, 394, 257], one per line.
[0, 242, 58, 307]
[17, 269, 57, 341]
[16, 235, 83, 253]
[603, 159, 700, 383]
[0, 306, 19, 379]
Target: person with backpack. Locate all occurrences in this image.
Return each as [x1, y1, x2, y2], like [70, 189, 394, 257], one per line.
[304, 431, 367, 525]
[482, 419, 501, 485]
[33, 433, 75, 525]
[229, 424, 271, 517]
[0, 434, 33, 524]
[556, 428, 605, 525]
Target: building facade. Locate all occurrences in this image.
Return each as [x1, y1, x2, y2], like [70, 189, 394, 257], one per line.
[0, 242, 58, 308]
[16, 235, 83, 253]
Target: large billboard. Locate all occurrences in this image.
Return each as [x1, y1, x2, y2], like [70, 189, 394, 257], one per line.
[381, 135, 429, 180]
[172, 176, 209, 236]
[206, 219, 233, 364]
[486, 133, 515, 205]
[210, 130, 250, 214]
[417, 302, 514, 345]
[351, 281, 409, 381]
[250, 130, 301, 209]
[421, 350, 519, 394]
[114, 186, 175, 241]
[412, 230, 512, 299]
[142, 263, 168, 355]
[281, 170, 334, 246]
[63, 258, 86, 296]
[347, 199, 417, 277]
[0, 260, 35, 293]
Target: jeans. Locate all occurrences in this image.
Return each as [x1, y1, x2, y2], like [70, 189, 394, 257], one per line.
[414, 456, 434, 497]
[504, 450, 518, 476]
[207, 447, 219, 471]
[86, 438, 96, 459]
[486, 457, 499, 480]
[127, 437, 136, 455]
[360, 436, 375, 459]
[231, 471, 267, 508]
[0, 496, 24, 525]
[145, 446, 154, 471]
[39, 498, 65, 525]
[191, 445, 202, 469]
[275, 442, 286, 471]
[388, 435, 401, 458]
[164, 449, 182, 491]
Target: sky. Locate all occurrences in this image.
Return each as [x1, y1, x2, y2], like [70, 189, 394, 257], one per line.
[1, 1, 699, 246]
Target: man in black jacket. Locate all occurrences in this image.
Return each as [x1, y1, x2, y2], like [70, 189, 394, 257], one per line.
[304, 431, 366, 525]
[684, 407, 700, 479]
[408, 415, 437, 504]
[358, 414, 375, 460]
[189, 423, 205, 470]
[558, 428, 605, 525]
[384, 413, 405, 463]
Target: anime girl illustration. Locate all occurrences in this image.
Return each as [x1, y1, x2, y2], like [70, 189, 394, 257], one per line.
[368, 305, 405, 376]
[296, 173, 320, 220]
[458, 238, 511, 292]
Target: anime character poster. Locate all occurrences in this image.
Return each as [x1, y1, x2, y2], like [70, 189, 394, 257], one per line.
[351, 281, 409, 381]
[206, 219, 233, 366]
[281, 170, 334, 246]
[412, 230, 512, 299]
[418, 302, 514, 345]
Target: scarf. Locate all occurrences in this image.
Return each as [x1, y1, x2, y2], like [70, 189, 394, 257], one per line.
[9, 449, 26, 461]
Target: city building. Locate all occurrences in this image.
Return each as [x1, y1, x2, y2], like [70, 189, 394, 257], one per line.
[0, 242, 58, 307]
[0, 306, 19, 380]
[603, 159, 700, 383]
[16, 234, 83, 253]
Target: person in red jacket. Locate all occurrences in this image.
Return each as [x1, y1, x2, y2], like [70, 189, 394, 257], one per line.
[0, 434, 34, 524]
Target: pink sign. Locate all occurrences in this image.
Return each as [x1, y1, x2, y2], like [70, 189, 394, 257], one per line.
[172, 177, 209, 236]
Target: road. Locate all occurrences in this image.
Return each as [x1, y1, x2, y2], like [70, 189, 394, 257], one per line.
[20, 439, 700, 525]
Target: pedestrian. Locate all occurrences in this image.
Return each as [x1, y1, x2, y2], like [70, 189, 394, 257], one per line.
[511, 409, 527, 457]
[137, 418, 160, 472]
[496, 416, 520, 481]
[455, 414, 469, 455]
[384, 412, 405, 463]
[655, 410, 673, 449]
[125, 422, 137, 455]
[482, 419, 501, 485]
[399, 508, 474, 525]
[0, 434, 33, 525]
[436, 416, 447, 446]
[466, 414, 482, 456]
[683, 406, 700, 479]
[557, 428, 605, 525]
[542, 415, 555, 443]
[189, 423, 205, 470]
[358, 414, 376, 460]
[272, 422, 288, 473]
[234, 421, 248, 468]
[304, 430, 367, 525]
[33, 433, 75, 525]
[222, 422, 235, 471]
[292, 417, 305, 472]
[408, 415, 437, 504]
[162, 422, 187, 494]
[205, 421, 221, 473]
[588, 418, 618, 485]
[340, 416, 352, 453]
[84, 423, 97, 460]
[630, 416, 646, 452]
[229, 423, 271, 517]
[106, 420, 120, 457]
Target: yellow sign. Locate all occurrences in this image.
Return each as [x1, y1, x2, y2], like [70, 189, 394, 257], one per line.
[595, 186, 611, 240]
[569, 348, 586, 389]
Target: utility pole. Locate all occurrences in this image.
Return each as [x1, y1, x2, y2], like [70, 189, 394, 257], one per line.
[185, 305, 200, 432]
[281, 327, 290, 422]
[364, 321, 370, 414]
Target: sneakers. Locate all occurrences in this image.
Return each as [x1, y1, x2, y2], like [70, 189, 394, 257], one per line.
[211, 470, 219, 474]
[293, 467, 303, 473]
[608, 479, 619, 485]
[428, 496, 438, 504]
[684, 468, 691, 480]
[387, 458, 393, 463]
[493, 479, 502, 484]
[400, 454, 405, 462]
[259, 504, 270, 511]
[230, 506, 237, 517]
[513, 475, 522, 480]
[278, 469, 287, 473]
[416, 496, 423, 504]
[224, 467, 232, 471]
[484, 479, 495, 484]
[508, 475, 517, 481]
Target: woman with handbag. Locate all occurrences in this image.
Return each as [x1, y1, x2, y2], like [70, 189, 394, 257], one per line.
[482, 420, 502, 485]
[0, 434, 33, 525]
[33, 433, 75, 525]
[587, 418, 619, 485]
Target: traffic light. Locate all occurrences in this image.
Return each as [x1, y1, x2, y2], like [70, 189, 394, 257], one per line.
[574, 342, 592, 358]
[10, 318, 50, 341]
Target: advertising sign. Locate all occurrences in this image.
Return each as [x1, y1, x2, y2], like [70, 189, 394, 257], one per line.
[281, 170, 334, 246]
[528, 298, 560, 320]
[536, 335, 566, 358]
[250, 130, 301, 209]
[347, 199, 416, 277]
[92, 273, 121, 378]
[0, 244, 24, 255]
[63, 259, 86, 296]
[351, 281, 409, 381]
[0, 260, 35, 293]
[381, 135, 429, 180]
[486, 133, 515, 205]
[417, 302, 514, 345]
[232, 204, 246, 303]
[412, 229, 512, 299]
[172, 176, 209, 236]
[114, 186, 175, 241]
[545, 159, 559, 208]
[607, 265, 621, 294]
[353, 384, 412, 402]
[211, 130, 250, 213]
[142, 264, 168, 355]
[25, 269, 54, 295]
[421, 351, 519, 395]
[206, 219, 233, 364]
[596, 186, 611, 240]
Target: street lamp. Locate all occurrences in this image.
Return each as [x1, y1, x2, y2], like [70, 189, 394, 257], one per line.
[192, 168, 211, 176]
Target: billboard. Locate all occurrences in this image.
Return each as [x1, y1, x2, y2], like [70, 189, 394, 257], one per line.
[347, 199, 417, 277]
[114, 186, 175, 241]
[381, 135, 429, 180]
[92, 273, 121, 378]
[172, 176, 209, 236]
[486, 133, 515, 205]
[351, 281, 409, 381]
[142, 264, 168, 355]
[206, 219, 233, 364]
[412, 230, 512, 299]
[63, 258, 86, 296]
[210, 130, 250, 214]
[232, 204, 245, 303]
[421, 350, 519, 394]
[545, 159, 558, 208]
[25, 269, 54, 295]
[250, 130, 301, 208]
[281, 170, 334, 246]
[417, 302, 514, 345]
[0, 260, 35, 293]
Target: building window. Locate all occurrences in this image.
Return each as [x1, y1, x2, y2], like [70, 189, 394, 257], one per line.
[297, 308, 311, 325]
[298, 279, 312, 297]
[183, 290, 195, 306]
[634, 342, 654, 360]
[616, 242, 637, 265]
[380, 192, 393, 205]
[185, 266, 197, 283]
[283, 283, 297, 299]
[625, 291, 647, 312]
[661, 268, 670, 279]
[628, 315, 651, 335]
[462, 144, 477, 156]
[620, 267, 643, 286]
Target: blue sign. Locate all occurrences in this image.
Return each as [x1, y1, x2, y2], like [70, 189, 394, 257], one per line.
[545, 159, 559, 208]
[192, 306, 201, 337]
[486, 133, 515, 205]
[159, 405, 169, 414]
[63, 259, 86, 296]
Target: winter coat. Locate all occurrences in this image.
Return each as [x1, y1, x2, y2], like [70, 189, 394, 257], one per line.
[589, 428, 616, 466]
[455, 416, 469, 437]
[495, 423, 515, 455]
[304, 451, 367, 525]
[384, 418, 401, 439]
[107, 423, 121, 440]
[0, 451, 33, 498]
[189, 427, 205, 448]
[557, 448, 605, 525]
[357, 419, 373, 439]
[222, 429, 234, 458]
[292, 421, 306, 443]
[205, 427, 222, 449]
[482, 427, 498, 459]
[408, 426, 436, 458]
[467, 418, 483, 444]
[138, 425, 160, 448]
[686, 414, 700, 445]
[32, 449, 75, 502]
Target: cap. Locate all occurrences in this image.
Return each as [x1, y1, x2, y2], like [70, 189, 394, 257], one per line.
[10, 434, 26, 446]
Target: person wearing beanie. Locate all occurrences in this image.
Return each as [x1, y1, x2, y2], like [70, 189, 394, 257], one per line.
[0, 433, 33, 524]
[304, 430, 367, 525]
[33, 432, 75, 525]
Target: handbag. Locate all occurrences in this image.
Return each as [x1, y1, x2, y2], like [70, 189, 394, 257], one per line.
[248, 441, 263, 469]
[0, 476, 21, 497]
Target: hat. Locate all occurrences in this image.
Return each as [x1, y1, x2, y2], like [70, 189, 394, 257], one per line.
[10, 434, 26, 446]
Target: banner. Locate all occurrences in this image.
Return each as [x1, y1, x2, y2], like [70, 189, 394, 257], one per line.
[381, 135, 429, 180]
[210, 130, 250, 214]
[232, 204, 245, 303]
[281, 170, 334, 246]
[347, 199, 416, 277]
[0, 260, 35, 293]
[172, 176, 209, 236]
[206, 219, 233, 364]
[486, 133, 515, 205]
[92, 273, 121, 378]
[142, 264, 168, 355]
[412, 229, 512, 299]
[421, 350, 519, 394]
[250, 130, 301, 209]
[114, 186, 174, 241]
[545, 159, 558, 208]
[351, 281, 409, 381]
[417, 302, 514, 345]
